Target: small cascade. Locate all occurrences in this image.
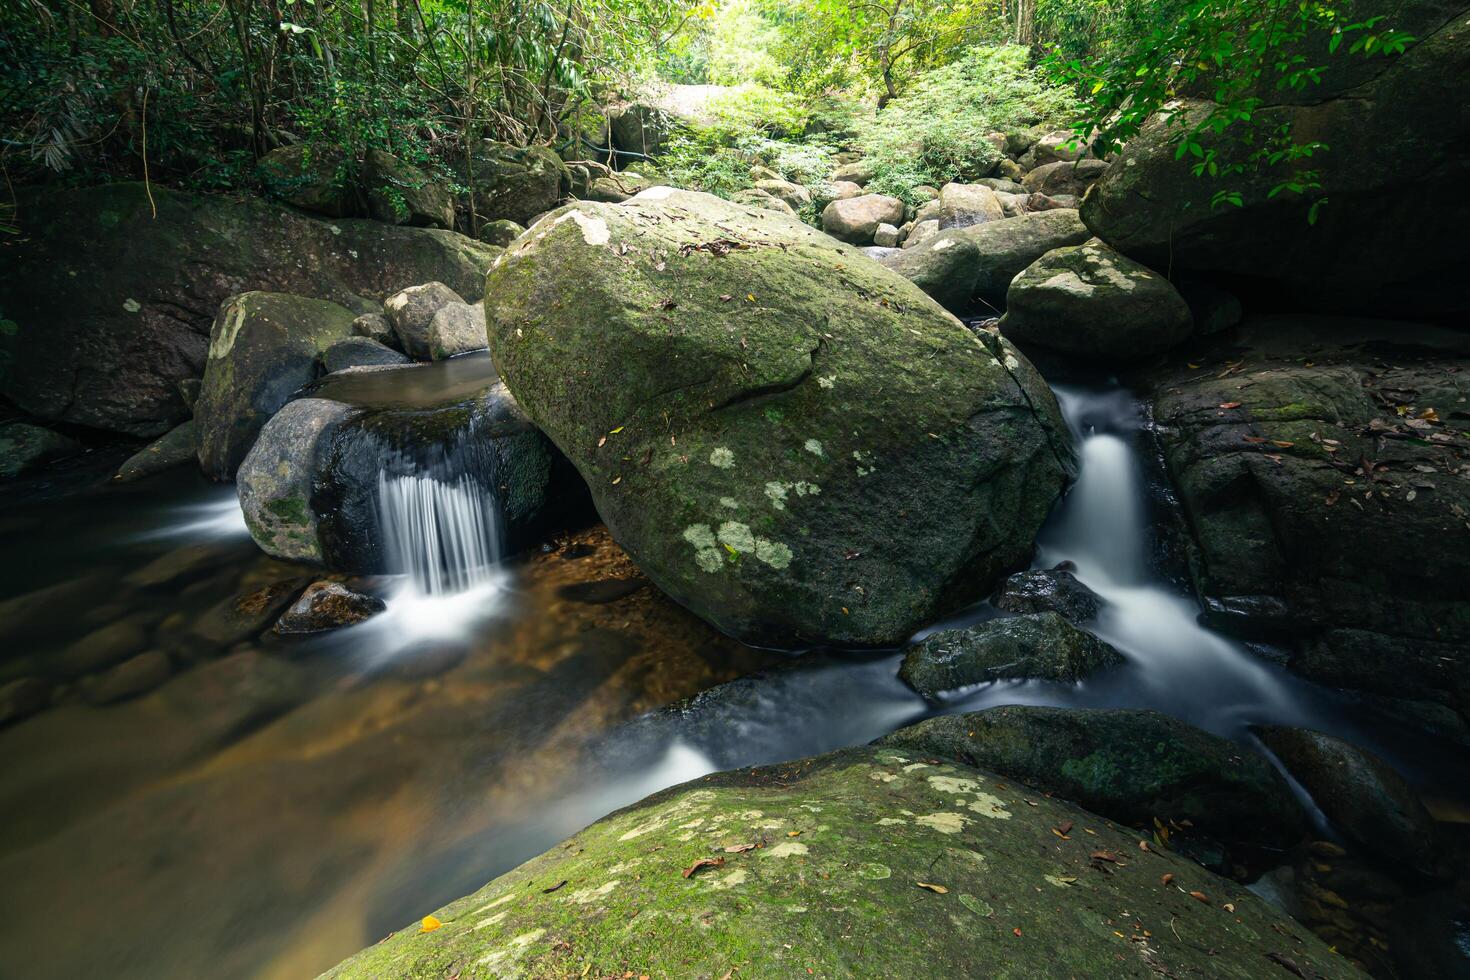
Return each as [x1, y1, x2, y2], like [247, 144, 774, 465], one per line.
[375, 471, 503, 594]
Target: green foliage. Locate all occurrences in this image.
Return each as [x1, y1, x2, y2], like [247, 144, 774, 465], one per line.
[1045, 0, 1416, 215]
[856, 46, 1077, 201]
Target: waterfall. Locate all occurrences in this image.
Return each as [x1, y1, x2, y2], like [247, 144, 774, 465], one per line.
[375, 471, 503, 594]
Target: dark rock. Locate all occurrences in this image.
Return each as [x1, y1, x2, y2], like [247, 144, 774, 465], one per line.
[556, 576, 647, 604]
[0, 183, 499, 436]
[882, 706, 1307, 854]
[323, 336, 411, 373]
[56, 619, 150, 678]
[1021, 159, 1107, 199]
[275, 580, 386, 634]
[257, 145, 359, 217]
[194, 291, 357, 479]
[478, 218, 525, 247]
[383, 281, 466, 360]
[461, 141, 568, 226]
[0, 677, 50, 727]
[177, 377, 202, 412]
[351, 312, 399, 348]
[362, 148, 455, 229]
[991, 567, 1102, 622]
[114, 419, 198, 482]
[1000, 243, 1193, 361]
[899, 612, 1122, 699]
[610, 102, 673, 158]
[1179, 280, 1243, 336]
[193, 577, 310, 647]
[82, 650, 173, 704]
[0, 423, 79, 479]
[1144, 316, 1470, 726]
[1388, 889, 1470, 980]
[1254, 726, 1440, 877]
[485, 189, 1072, 647]
[125, 542, 238, 589]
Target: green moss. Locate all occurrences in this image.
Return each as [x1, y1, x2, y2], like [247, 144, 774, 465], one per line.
[266, 496, 310, 525]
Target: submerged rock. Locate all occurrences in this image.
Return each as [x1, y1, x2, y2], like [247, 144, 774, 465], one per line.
[883, 706, 1307, 855]
[1254, 726, 1441, 878]
[275, 580, 386, 634]
[1000, 243, 1193, 361]
[899, 612, 1122, 700]
[321, 746, 1359, 979]
[195, 291, 357, 480]
[992, 566, 1102, 622]
[0, 183, 498, 436]
[485, 188, 1072, 647]
[82, 650, 173, 705]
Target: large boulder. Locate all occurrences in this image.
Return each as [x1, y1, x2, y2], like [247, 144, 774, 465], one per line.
[362, 148, 455, 229]
[752, 178, 811, 210]
[256, 145, 359, 218]
[462, 141, 569, 226]
[0, 183, 499, 436]
[937, 182, 1004, 229]
[485, 188, 1072, 647]
[114, 419, 199, 482]
[1144, 316, 1470, 731]
[238, 354, 582, 569]
[899, 612, 1123, 699]
[1000, 243, 1193, 361]
[383, 282, 467, 360]
[881, 209, 1090, 314]
[884, 706, 1308, 856]
[0, 422, 77, 479]
[322, 746, 1360, 980]
[1081, 4, 1470, 316]
[820, 194, 906, 244]
[194, 291, 356, 480]
[1021, 158, 1108, 198]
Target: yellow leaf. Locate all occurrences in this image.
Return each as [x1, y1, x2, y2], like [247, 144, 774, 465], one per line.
[746, 293, 756, 302]
[610, 426, 625, 434]
[611, 475, 622, 485]
[419, 915, 443, 933]
[916, 882, 948, 894]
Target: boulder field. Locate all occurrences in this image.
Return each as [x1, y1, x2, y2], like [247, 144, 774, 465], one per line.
[483, 187, 1074, 648]
[322, 745, 1361, 980]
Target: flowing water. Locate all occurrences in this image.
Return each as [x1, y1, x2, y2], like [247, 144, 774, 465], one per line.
[0, 377, 1465, 978]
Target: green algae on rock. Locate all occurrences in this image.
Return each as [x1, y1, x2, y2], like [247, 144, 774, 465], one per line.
[484, 187, 1072, 648]
[321, 746, 1361, 980]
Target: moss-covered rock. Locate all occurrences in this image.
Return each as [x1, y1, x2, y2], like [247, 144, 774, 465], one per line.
[0, 422, 78, 479]
[0, 183, 500, 436]
[882, 706, 1307, 858]
[195, 291, 356, 480]
[485, 188, 1072, 647]
[257, 145, 360, 218]
[899, 612, 1123, 699]
[322, 746, 1361, 979]
[462, 142, 569, 226]
[114, 419, 199, 483]
[363, 148, 456, 230]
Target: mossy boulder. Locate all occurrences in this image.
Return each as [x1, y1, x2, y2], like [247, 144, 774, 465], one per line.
[363, 148, 456, 230]
[883, 706, 1307, 857]
[322, 746, 1361, 979]
[462, 142, 569, 226]
[1000, 243, 1193, 362]
[195, 291, 356, 480]
[899, 612, 1123, 700]
[0, 183, 499, 436]
[0, 422, 78, 479]
[257, 145, 360, 218]
[114, 418, 199, 482]
[484, 188, 1072, 647]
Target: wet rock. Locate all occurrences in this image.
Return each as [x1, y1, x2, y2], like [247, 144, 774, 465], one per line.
[0, 183, 498, 436]
[460, 142, 568, 226]
[426, 301, 489, 360]
[0, 677, 50, 727]
[556, 576, 647, 605]
[881, 209, 1090, 314]
[1000, 243, 1193, 361]
[82, 650, 173, 705]
[937, 182, 1004, 229]
[900, 612, 1121, 699]
[275, 580, 386, 634]
[478, 219, 524, 247]
[1254, 726, 1440, 877]
[386, 640, 468, 679]
[0, 422, 79, 479]
[821, 193, 905, 244]
[321, 745, 1358, 980]
[991, 567, 1102, 622]
[1388, 889, 1470, 980]
[257, 145, 359, 218]
[56, 619, 150, 678]
[351, 312, 399, 348]
[195, 291, 357, 479]
[883, 706, 1307, 854]
[362, 148, 455, 229]
[485, 188, 1072, 647]
[383, 282, 466, 360]
[1144, 316, 1470, 727]
[114, 419, 199, 483]
[126, 542, 239, 589]
[193, 577, 310, 647]
[323, 337, 411, 373]
[237, 398, 359, 564]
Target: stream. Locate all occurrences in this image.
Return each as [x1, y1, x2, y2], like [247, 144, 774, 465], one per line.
[0, 376, 1465, 979]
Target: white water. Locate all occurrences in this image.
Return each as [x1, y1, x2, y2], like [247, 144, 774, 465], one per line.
[376, 471, 503, 595]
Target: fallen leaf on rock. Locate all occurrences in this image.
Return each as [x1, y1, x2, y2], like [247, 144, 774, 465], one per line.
[916, 882, 948, 894]
[1013, 927, 1023, 937]
[1271, 440, 1294, 448]
[1266, 952, 1306, 977]
[1090, 850, 1121, 863]
[1138, 840, 1152, 852]
[683, 856, 726, 879]
[1223, 902, 1236, 913]
[1219, 401, 1242, 409]
[419, 915, 442, 933]
[719, 294, 733, 302]
[597, 436, 607, 448]
[723, 843, 759, 854]
[1160, 873, 1174, 887]
[787, 830, 802, 837]
[1189, 890, 1210, 904]
[1056, 820, 1074, 836]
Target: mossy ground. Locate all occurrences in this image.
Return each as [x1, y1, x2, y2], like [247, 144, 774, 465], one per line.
[325, 747, 1360, 980]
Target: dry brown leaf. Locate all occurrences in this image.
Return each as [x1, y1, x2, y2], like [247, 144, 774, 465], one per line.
[1090, 850, 1121, 863]
[916, 882, 948, 894]
[682, 856, 726, 879]
[723, 843, 759, 854]
[1160, 873, 1174, 887]
[1219, 401, 1242, 409]
[1189, 890, 1210, 904]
